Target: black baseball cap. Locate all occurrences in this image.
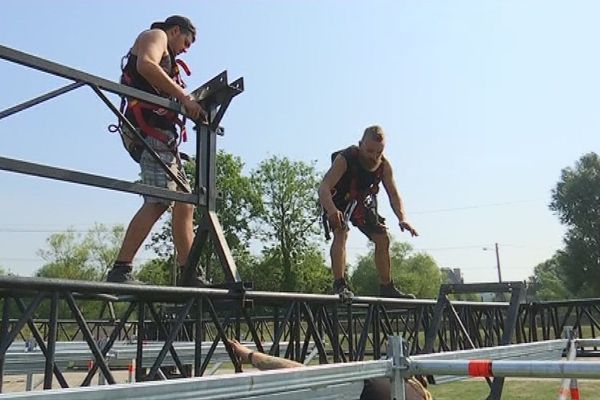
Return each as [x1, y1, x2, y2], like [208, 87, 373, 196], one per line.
[151, 15, 196, 41]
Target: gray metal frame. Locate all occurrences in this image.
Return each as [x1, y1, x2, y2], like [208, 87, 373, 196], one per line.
[423, 282, 525, 400]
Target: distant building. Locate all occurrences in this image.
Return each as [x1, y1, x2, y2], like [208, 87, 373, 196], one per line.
[441, 267, 464, 284]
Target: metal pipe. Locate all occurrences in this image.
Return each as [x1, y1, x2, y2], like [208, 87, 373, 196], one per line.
[409, 359, 600, 379]
[0, 82, 84, 120]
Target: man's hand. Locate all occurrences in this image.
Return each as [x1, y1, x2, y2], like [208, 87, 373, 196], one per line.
[181, 95, 207, 122]
[327, 210, 344, 231]
[399, 221, 418, 237]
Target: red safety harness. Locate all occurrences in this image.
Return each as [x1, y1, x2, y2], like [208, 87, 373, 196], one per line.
[111, 49, 191, 162]
[322, 147, 385, 239]
[344, 150, 384, 226]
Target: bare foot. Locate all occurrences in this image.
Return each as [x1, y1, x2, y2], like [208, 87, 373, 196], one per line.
[228, 339, 253, 363]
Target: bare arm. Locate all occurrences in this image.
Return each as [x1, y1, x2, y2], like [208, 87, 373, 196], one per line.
[318, 155, 347, 230]
[250, 352, 303, 370]
[134, 30, 203, 119]
[135, 30, 189, 102]
[381, 161, 418, 236]
[229, 340, 302, 370]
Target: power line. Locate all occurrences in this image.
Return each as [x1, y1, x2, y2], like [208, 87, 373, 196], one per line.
[415, 244, 489, 251]
[0, 229, 91, 233]
[411, 199, 544, 215]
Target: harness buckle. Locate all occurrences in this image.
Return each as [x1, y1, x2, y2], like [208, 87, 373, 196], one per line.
[343, 200, 358, 230]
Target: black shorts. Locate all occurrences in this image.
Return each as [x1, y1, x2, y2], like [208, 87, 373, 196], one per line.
[334, 199, 387, 240]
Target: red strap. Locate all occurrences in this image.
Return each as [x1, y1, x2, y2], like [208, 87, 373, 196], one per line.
[467, 360, 493, 377]
[180, 126, 187, 142]
[176, 59, 191, 76]
[130, 104, 173, 144]
[129, 102, 188, 145]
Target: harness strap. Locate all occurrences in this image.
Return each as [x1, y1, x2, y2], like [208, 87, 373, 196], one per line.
[127, 100, 187, 145]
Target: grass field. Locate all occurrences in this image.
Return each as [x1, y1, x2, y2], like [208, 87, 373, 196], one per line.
[428, 378, 600, 399]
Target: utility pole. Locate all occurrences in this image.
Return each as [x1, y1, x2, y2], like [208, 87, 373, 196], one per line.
[483, 243, 503, 283]
[494, 242, 502, 283]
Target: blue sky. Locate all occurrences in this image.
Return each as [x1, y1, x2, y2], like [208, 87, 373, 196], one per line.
[1, 1, 597, 284]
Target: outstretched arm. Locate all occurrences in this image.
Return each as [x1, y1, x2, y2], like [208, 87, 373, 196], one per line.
[229, 340, 303, 370]
[381, 161, 418, 237]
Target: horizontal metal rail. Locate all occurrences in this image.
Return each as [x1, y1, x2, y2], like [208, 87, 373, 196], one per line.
[0, 157, 202, 204]
[0, 45, 182, 114]
[0, 360, 391, 399]
[409, 359, 600, 379]
[0, 276, 506, 307]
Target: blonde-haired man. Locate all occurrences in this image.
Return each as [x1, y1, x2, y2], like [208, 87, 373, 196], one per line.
[319, 125, 418, 298]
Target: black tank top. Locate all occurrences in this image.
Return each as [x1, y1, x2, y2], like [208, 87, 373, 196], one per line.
[332, 145, 385, 205]
[121, 49, 177, 131]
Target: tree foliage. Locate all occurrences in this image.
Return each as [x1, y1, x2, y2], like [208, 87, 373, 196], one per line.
[527, 253, 571, 300]
[136, 258, 173, 285]
[549, 152, 600, 297]
[36, 224, 124, 281]
[33, 224, 124, 319]
[350, 241, 442, 298]
[243, 246, 330, 293]
[251, 156, 321, 291]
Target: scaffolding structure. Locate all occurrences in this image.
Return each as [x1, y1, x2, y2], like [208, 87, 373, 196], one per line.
[4, 45, 600, 400]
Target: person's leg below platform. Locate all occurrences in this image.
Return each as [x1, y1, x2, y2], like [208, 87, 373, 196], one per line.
[172, 201, 195, 265]
[372, 232, 415, 299]
[331, 228, 350, 294]
[372, 232, 391, 284]
[173, 202, 207, 287]
[107, 202, 168, 283]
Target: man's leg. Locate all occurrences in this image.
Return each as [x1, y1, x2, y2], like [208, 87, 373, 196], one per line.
[371, 232, 391, 284]
[172, 201, 195, 266]
[107, 202, 168, 283]
[330, 228, 350, 294]
[371, 231, 415, 299]
[331, 228, 348, 280]
[117, 202, 168, 262]
[172, 201, 209, 287]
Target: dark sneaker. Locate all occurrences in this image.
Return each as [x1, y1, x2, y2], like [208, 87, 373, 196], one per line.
[380, 282, 415, 299]
[106, 266, 141, 284]
[177, 267, 209, 287]
[332, 277, 350, 295]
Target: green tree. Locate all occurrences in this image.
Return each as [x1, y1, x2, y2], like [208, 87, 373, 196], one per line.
[241, 249, 284, 292]
[244, 246, 330, 293]
[36, 224, 123, 281]
[293, 247, 331, 294]
[34, 224, 124, 319]
[251, 156, 321, 291]
[550, 152, 600, 296]
[350, 241, 441, 298]
[136, 258, 173, 285]
[527, 252, 571, 301]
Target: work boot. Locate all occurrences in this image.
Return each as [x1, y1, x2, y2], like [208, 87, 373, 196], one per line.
[379, 281, 415, 299]
[332, 277, 351, 295]
[177, 266, 209, 287]
[106, 264, 141, 284]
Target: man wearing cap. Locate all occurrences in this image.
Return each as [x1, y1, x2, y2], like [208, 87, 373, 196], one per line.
[106, 16, 206, 286]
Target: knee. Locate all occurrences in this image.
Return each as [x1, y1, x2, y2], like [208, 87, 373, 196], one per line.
[372, 232, 390, 248]
[332, 230, 348, 246]
[145, 202, 169, 216]
[174, 202, 195, 216]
